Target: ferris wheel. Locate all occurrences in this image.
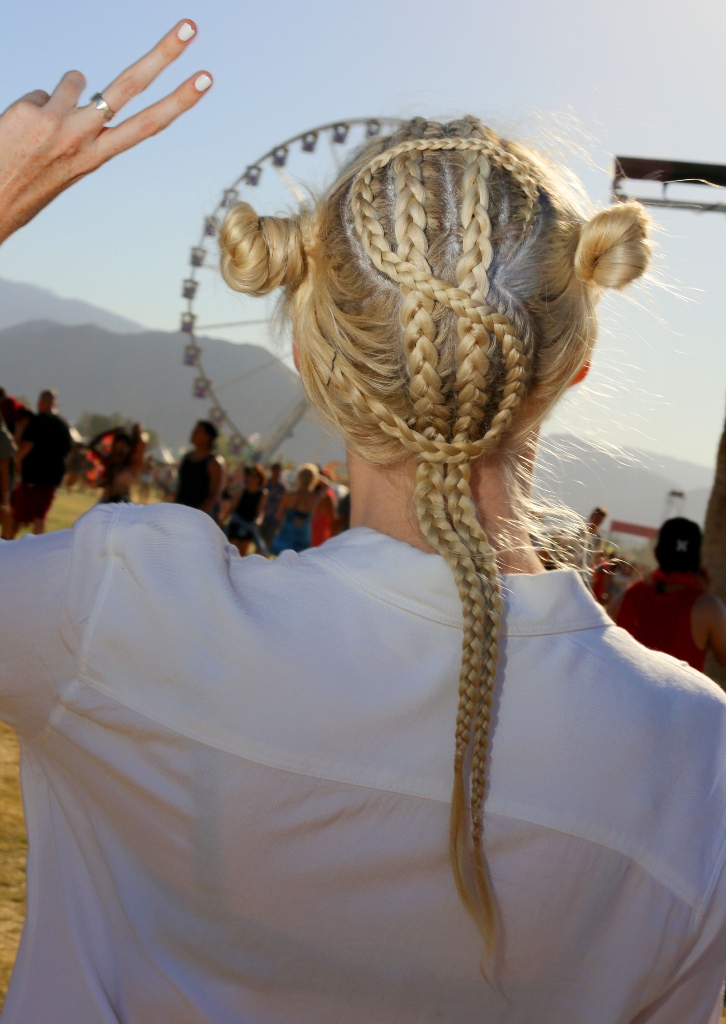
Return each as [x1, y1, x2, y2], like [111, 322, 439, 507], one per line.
[178, 117, 405, 463]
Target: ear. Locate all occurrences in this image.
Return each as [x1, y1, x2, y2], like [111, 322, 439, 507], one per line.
[569, 360, 590, 387]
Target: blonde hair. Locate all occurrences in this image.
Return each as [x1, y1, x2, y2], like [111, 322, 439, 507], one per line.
[219, 117, 651, 955]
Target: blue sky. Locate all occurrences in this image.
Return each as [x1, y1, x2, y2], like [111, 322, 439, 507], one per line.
[1, 0, 725, 467]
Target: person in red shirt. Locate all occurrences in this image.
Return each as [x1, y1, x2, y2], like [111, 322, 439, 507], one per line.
[615, 518, 726, 672]
[311, 467, 338, 548]
[0, 387, 24, 435]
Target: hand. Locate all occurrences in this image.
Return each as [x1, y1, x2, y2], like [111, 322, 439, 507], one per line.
[0, 20, 211, 245]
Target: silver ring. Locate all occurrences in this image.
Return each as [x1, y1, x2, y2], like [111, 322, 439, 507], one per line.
[90, 92, 115, 123]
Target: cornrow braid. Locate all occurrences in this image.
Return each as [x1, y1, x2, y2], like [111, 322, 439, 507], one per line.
[393, 147, 451, 440]
[348, 128, 539, 950]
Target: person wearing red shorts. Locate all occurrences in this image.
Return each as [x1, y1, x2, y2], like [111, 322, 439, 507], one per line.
[10, 389, 71, 537]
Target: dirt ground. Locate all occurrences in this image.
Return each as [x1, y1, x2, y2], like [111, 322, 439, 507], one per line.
[0, 724, 26, 1010]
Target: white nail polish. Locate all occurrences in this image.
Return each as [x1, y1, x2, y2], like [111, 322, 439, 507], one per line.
[194, 74, 212, 92]
[178, 23, 196, 42]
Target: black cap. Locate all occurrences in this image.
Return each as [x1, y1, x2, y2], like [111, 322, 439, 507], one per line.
[655, 517, 702, 574]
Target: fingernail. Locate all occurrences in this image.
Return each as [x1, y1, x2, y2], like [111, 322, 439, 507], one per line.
[178, 22, 196, 42]
[195, 73, 212, 92]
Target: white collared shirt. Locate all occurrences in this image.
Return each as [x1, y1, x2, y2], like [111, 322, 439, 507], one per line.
[1, 503, 726, 1023]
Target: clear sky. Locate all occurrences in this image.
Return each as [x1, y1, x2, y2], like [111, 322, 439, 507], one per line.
[1, 0, 725, 468]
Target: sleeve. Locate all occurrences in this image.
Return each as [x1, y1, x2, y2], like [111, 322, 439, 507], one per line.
[0, 505, 115, 738]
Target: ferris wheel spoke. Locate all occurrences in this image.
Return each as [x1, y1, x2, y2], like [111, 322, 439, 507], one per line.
[180, 116, 405, 459]
[215, 357, 279, 392]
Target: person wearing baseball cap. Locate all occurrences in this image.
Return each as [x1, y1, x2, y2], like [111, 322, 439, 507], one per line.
[616, 517, 726, 671]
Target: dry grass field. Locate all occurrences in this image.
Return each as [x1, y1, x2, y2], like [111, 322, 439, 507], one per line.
[0, 723, 26, 1006]
[1, 489, 725, 1018]
[0, 490, 110, 1009]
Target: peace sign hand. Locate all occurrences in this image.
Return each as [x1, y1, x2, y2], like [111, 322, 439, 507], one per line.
[0, 20, 211, 245]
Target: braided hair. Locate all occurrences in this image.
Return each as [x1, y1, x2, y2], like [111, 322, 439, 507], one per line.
[219, 117, 651, 956]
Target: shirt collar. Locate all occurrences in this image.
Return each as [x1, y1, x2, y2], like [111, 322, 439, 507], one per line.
[307, 527, 610, 637]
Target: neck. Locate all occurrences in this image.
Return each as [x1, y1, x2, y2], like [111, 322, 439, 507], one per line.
[347, 448, 544, 575]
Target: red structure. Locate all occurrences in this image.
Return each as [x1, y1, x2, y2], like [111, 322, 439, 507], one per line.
[610, 520, 658, 541]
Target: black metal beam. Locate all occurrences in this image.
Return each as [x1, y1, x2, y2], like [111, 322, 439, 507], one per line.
[614, 156, 726, 189]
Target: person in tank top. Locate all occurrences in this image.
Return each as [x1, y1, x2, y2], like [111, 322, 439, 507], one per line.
[269, 464, 318, 554]
[260, 462, 288, 545]
[225, 464, 268, 555]
[615, 518, 726, 672]
[4, 38, 726, 1022]
[174, 419, 224, 521]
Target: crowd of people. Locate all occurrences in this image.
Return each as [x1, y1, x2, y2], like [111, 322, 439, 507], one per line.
[3, 386, 724, 675]
[173, 419, 350, 555]
[0, 386, 72, 539]
[0, 392, 350, 556]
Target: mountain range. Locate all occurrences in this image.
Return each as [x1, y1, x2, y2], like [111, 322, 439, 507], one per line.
[0, 319, 343, 466]
[0, 276, 716, 530]
[535, 436, 713, 534]
[0, 276, 144, 335]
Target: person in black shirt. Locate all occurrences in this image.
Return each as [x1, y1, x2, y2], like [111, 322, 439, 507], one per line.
[10, 389, 71, 536]
[174, 420, 224, 520]
[226, 464, 268, 555]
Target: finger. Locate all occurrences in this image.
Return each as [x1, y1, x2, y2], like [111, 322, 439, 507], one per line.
[96, 20, 198, 118]
[46, 70, 87, 112]
[16, 89, 51, 107]
[93, 71, 212, 161]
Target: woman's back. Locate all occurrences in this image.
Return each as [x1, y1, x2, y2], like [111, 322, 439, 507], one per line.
[3, 503, 726, 1023]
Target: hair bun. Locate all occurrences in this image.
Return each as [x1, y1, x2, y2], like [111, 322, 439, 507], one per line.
[574, 201, 651, 290]
[219, 202, 307, 295]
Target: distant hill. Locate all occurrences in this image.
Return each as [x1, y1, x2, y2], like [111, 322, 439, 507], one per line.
[0, 316, 716, 517]
[0, 277, 144, 334]
[537, 435, 714, 530]
[0, 320, 344, 464]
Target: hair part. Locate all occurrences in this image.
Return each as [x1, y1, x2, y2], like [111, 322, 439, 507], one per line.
[219, 116, 652, 961]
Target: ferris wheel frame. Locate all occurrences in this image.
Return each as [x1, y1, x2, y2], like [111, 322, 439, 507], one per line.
[179, 116, 405, 460]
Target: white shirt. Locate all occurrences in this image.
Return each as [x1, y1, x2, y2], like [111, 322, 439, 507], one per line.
[1, 502, 726, 1024]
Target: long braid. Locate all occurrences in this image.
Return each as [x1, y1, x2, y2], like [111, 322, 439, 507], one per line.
[390, 131, 498, 939]
[393, 133, 485, 793]
[448, 145, 530, 854]
[348, 127, 539, 951]
[447, 146, 503, 945]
